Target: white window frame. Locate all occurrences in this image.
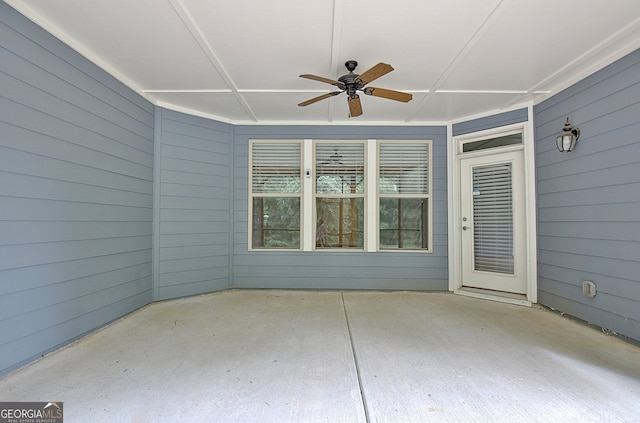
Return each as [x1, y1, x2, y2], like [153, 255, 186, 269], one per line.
[377, 140, 433, 252]
[248, 139, 432, 253]
[313, 140, 367, 251]
[248, 139, 303, 251]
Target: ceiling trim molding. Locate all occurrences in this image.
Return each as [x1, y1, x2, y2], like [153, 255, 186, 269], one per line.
[144, 89, 233, 93]
[155, 100, 237, 125]
[168, 0, 259, 122]
[3, 0, 154, 103]
[155, 95, 535, 127]
[330, 0, 346, 72]
[157, 99, 449, 126]
[449, 101, 534, 126]
[328, 0, 348, 122]
[407, 0, 512, 122]
[524, 15, 640, 105]
[435, 90, 528, 94]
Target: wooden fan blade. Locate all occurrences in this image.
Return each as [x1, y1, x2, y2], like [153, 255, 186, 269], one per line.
[348, 95, 363, 117]
[298, 91, 341, 107]
[364, 87, 412, 102]
[299, 74, 342, 87]
[356, 62, 394, 85]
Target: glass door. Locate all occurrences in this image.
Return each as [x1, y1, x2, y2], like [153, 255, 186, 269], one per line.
[460, 150, 526, 294]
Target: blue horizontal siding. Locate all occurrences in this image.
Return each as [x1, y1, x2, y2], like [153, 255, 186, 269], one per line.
[452, 108, 528, 136]
[155, 108, 233, 300]
[534, 48, 640, 342]
[0, 4, 154, 376]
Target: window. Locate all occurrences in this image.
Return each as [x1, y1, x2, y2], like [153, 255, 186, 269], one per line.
[249, 139, 432, 252]
[249, 140, 302, 249]
[315, 142, 365, 249]
[379, 142, 431, 250]
[461, 132, 522, 152]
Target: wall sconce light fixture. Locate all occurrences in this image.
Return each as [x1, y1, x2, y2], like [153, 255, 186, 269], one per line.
[556, 117, 580, 152]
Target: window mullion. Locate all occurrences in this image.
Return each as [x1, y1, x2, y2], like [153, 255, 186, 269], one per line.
[366, 139, 377, 252]
[303, 139, 313, 251]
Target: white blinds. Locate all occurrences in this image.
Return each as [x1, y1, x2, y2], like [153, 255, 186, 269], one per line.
[315, 143, 365, 194]
[379, 143, 429, 194]
[251, 142, 301, 193]
[472, 163, 514, 274]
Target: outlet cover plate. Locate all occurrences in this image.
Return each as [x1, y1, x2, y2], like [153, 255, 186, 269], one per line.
[582, 280, 597, 298]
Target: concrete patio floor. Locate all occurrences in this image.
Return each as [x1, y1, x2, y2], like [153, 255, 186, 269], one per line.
[1, 290, 639, 422]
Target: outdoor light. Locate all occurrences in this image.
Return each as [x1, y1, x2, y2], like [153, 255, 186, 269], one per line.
[556, 117, 580, 152]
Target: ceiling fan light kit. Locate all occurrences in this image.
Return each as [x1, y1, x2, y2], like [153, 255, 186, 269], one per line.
[298, 60, 413, 117]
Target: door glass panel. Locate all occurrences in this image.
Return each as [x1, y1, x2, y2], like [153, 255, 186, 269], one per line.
[472, 163, 514, 274]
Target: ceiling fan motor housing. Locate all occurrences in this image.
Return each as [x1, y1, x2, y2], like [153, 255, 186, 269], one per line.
[339, 60, 361, 96]
[338, 73, 359, 96]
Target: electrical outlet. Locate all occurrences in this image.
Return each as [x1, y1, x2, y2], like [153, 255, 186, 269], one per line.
[582, 280, 597, 298]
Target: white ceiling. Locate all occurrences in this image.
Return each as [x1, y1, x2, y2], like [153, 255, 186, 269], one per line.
[7, 0, 640, 125]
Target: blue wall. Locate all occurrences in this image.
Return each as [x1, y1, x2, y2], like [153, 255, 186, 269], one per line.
[0, 3, 155, 375]
[232, 125, 449, 290]
[155, 108, 233, 299]
[534, 49, 640, 342]
[452, 108, 528, 136]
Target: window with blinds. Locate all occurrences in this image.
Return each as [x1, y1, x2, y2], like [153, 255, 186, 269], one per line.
[378, 142, 431, 250]
[315, 143, 365, 249]
[249, 141, 301, 249]
[248, 139, 433, 252]
[472, 163, 514, 274]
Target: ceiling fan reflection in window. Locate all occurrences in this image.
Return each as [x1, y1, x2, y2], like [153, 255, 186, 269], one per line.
[298, 60, 413, 117]
[320, 148, 344, 166]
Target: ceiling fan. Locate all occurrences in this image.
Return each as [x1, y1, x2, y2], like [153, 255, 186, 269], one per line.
[298, 60, 413, 117]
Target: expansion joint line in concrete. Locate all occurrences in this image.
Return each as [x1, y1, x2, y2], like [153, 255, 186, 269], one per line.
[341, 293, 370, 423]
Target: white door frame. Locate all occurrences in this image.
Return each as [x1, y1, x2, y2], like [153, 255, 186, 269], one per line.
[447, 108, 538, 305]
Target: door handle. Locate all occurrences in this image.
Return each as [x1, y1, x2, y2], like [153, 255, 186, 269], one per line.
[462, 225, 469, 231]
